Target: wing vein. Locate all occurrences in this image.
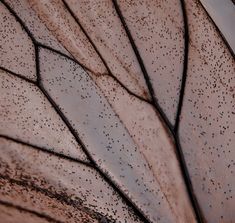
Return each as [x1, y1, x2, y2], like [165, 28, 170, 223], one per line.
[0, 135, 92, 167]
[61, 0, 150, 104]
[112, 1, 205, 222]
[0, 199, 63, 223]
[0, 175, 109, 222]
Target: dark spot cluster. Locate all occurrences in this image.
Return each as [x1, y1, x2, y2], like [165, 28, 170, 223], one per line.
[0, 137, 142, 223]
[0, 178, 100, 223]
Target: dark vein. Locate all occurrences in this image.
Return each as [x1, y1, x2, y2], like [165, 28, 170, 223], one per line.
[175, 0, 214, 221]
[0, 53, 147, 222]
[37, 71, 147, 223]
[174, 1, 215, 221]
[37, 43, 94, 74]
[0, 0, 205, 222]
[1, 0, 149, 104]
[112, 0, 174, 131]
[0, 1, 152, 219]
[38, 40, 150, 105]
[62, 0, 151, 104]
[198, 0, 235, 58]
[0, 175, 109, 222]
[0, 174, 80, 208]
[0, 0, 36, 43]
[174, 0, 190, 133]
[112, 0, 205, 222]
[0, 0, 72, 59]
[0, 199, 63, 223]
[174, 135, 205, 223]
[0, 3, 132, 217]
[0, 66, 36, 84]
[35, 44, 41, 84]
[0, 134, 92, 167]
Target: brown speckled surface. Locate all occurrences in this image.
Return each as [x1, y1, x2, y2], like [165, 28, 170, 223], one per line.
[0, 0, 234, 223]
